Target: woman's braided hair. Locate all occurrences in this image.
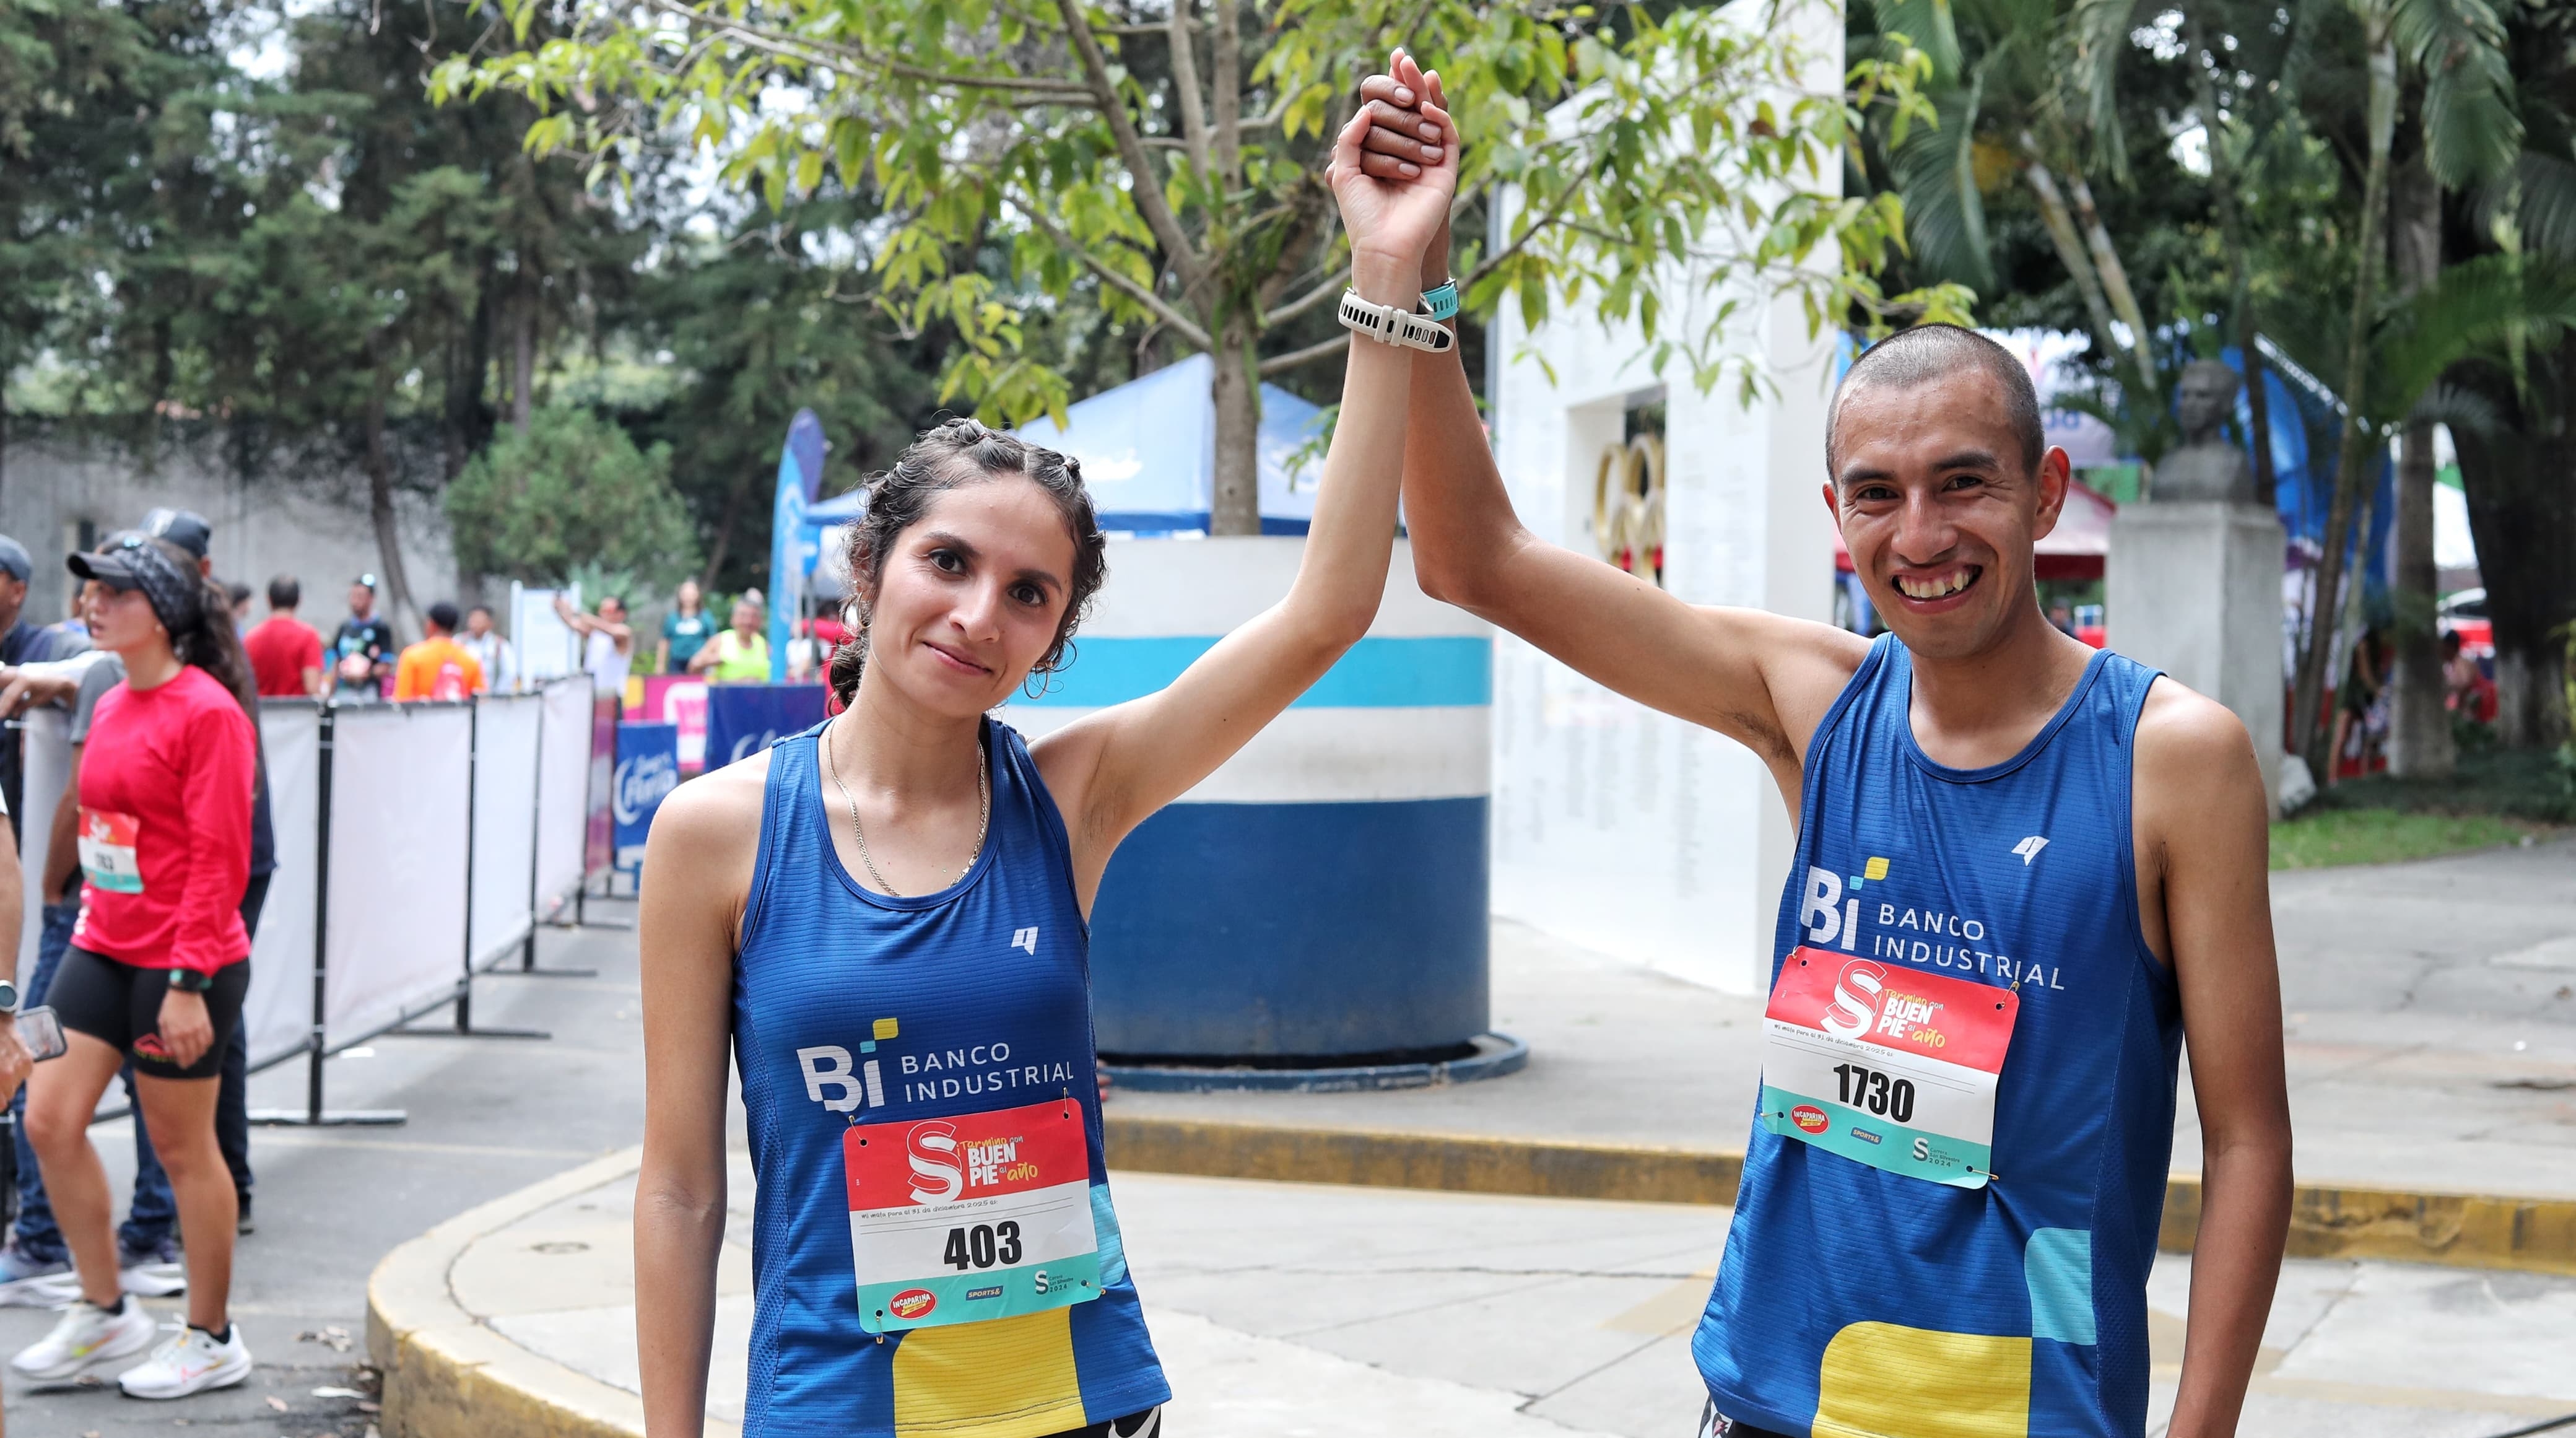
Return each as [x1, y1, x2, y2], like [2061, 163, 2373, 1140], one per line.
[829, 417, 1109, 708]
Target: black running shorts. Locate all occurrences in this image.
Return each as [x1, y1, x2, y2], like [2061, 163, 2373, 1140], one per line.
[46, 946, 248, 1081]
[1043, 1410, 1160, 1438]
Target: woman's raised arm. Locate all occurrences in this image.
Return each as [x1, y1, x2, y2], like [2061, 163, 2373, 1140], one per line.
[1033, 51, 1460, 895]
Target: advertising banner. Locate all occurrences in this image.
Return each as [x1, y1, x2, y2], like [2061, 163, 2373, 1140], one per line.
[703, 684, 828, 772]
[614, 723, 681, 871]
[767, 410, 829, 681]
[587, 695, 616, 881]
[636, 674, 711, 771]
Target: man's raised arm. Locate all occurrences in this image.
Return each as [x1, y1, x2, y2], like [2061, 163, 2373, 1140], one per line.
[1359, 65, 1866, 792]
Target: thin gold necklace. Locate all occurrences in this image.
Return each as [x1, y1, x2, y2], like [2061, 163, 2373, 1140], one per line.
[822, 713, 990, 897]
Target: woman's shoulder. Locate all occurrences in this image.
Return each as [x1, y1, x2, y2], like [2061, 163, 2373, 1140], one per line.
[651, 749, 775, 857]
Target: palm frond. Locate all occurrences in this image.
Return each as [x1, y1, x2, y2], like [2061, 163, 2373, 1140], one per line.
[1870, 0, 1964, 84]
[2474, 150, 2576, 263]
[2374, 253, 2576, 414]
[2063, 0, 2141, 181]
[2406, 380, 2507, 439]
[1890, 64, 1997, 292]
[2390, 0, 2522, 189]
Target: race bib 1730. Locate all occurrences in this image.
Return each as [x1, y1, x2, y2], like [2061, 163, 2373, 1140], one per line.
[1758, 947, 2017, 1188]
[845, 1097, 1102, 1333]
[76, 808, 144, 894]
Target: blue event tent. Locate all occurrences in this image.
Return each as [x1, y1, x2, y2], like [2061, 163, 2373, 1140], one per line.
[1016, 353, 1330, 534]
[799, 354, 1331, 539]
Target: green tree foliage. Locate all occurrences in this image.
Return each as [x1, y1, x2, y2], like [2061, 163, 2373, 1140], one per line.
[446, 405, 702, 586]
[437, 0, 1965, 534]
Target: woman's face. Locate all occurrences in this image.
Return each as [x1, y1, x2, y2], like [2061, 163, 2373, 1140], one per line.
[677, 580, 700, 611]
[88, 583, 165, 655]
[859, 477, 1075, 718]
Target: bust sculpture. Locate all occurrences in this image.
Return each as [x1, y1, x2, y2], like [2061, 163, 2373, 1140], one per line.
[2149, 359, 2260, 505]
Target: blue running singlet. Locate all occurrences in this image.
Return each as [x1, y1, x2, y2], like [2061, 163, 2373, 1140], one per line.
[734, 718, 1170, 1438]
[1695, 636, 2183, 1438]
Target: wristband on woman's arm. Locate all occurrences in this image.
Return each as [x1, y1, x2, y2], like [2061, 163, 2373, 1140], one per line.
[167, 967, 215, 993]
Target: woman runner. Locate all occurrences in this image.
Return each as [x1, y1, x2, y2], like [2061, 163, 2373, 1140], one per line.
[637, 73, 1460, 1437]
[12, 533, 259, 1397]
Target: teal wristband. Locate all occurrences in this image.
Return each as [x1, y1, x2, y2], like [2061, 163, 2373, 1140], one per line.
[1419, 281, 1459, 322]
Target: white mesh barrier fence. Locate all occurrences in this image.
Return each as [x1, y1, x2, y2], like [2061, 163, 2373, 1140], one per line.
[468, 694, 543, 969]
[243, 704, 321, 1066]
[320, 702, 474, 1043]
[533, 678, 593, 922]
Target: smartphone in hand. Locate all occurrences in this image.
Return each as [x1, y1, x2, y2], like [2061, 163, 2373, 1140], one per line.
[16, 1006, 66, 1063]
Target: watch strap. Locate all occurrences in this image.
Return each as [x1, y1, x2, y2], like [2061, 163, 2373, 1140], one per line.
[1419, 281, 1460, 321]
[1337, 290, 1456, 354]
[167, 967, 215, 993]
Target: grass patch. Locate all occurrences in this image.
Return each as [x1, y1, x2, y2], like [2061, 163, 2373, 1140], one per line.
[2269, 808, 2539, 870]
[2272, 747, 2567, 869]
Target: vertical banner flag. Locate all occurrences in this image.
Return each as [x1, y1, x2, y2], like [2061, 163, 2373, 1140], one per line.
[703, 684, 830, 773]
[613, 723, 681, 871]
[768, 410, 830, 682]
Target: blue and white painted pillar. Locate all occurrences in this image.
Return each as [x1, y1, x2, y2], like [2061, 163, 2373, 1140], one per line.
[1001, 537, 1491, 1061]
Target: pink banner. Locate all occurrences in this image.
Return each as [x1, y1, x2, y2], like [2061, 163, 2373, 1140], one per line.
[635, 674, 711, 772]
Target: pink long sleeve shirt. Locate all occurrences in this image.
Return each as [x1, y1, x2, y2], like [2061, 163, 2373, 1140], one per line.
[71, 665, 255, 975]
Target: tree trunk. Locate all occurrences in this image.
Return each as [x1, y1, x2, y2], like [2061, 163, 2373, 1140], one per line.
[2063, 172, 2159, 403]
[2017, 150, 2126, 395]
[2289, 25, 2396, 772]
[363, 346, 425, 642]
[1209, 312, 1261, 535]
[2186, 4, 2275, 505]
[2453, 352, 2576, 748]
[510, 282, 536, 432]
[2385, 160, 2453, 777]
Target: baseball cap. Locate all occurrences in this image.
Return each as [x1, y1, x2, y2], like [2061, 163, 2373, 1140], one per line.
[68, 533, 204, 634]
[0, 535, 30, 583]
[141, 507, 213, 560]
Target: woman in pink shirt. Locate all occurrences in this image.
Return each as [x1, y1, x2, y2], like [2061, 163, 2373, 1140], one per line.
[14, 534, 258, 1399]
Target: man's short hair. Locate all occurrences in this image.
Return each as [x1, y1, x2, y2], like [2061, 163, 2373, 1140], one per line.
[427, 600, 461, 633]
[601, 595, 626, 612]
[226, 580, 252, 608]
[269, 575, 301, 609]
[1826, 325, 2046, 477]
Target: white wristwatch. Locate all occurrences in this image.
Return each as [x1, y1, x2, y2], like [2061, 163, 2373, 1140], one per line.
[1338, 290, 1456, 354]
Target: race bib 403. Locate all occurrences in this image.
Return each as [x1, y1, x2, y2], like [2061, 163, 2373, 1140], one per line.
[77, 808, 144, 894]
[1759, 947, 2017, 1188]
[845, 1097, 1102, 1333]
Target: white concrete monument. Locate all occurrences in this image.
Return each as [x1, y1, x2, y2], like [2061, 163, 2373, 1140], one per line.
[2106, 360, 2286, 813]
[1484, 4, 1841, 996]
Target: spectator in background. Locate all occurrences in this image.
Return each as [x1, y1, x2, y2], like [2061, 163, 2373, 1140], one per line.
[225, 582, 253, 633]
[0, 534, 92, 834]
[393, 602, 486, 701]
[458, 604, 515, 693]
[330, 575, 397, 700]
[243, 575, 325, 699]
[658, 578, 711, 676]
[2047, 597, 2077, 637]
[691, 595, 770, 682]
[555, 593, 633, 700]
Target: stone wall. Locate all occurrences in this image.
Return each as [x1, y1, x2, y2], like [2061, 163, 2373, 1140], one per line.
[0, 430, 460, 641]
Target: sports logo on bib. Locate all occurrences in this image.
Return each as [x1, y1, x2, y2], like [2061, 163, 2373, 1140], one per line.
[1759, 948, 2017, 1188]
[77, 808, 144, 894]
[845, 1097, 1103, 1333]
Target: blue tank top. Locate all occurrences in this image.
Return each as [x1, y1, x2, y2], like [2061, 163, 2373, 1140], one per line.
[1695, 637, 2182, 1438]
[734, 718, 1169, 1437]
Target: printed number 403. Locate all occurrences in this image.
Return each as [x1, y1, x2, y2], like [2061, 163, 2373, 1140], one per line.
[941, 1221, 1024, 1271]
[1832, 1062, 1917, 1124]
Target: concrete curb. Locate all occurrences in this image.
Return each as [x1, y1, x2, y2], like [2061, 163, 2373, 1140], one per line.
[1102, 1115, 2576, 1276]
[366, 1118, 2576, 1436]
[368, 1145, 663, 1438]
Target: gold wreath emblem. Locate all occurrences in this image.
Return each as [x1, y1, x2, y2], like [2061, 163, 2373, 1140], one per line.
[1592, 434, 1666, 585]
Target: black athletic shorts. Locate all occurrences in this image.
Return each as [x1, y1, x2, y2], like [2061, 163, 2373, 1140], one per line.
[1043, 1410, 1159, 1438]
[47, 946, 248, 1081]
[1698, 1398, 1792, 1438]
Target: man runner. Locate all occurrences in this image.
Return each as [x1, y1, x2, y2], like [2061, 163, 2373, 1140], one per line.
[1358, 61, 2291, 1438]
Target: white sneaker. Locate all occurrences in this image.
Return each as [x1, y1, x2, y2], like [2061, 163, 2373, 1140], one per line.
[116, 1322, 251, 1400]
[9, 1297, 157, 1385]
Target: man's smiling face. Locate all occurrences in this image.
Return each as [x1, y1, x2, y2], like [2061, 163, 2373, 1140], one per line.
[1825, 371, 2069, 663]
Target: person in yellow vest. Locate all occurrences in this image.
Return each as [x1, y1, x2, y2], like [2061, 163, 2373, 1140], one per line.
[690, 596, 770, 683]
[391, 602, 486, 702]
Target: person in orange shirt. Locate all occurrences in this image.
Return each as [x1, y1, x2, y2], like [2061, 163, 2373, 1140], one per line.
[391, 601, 485, 702]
